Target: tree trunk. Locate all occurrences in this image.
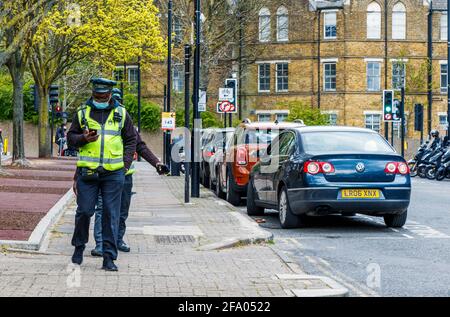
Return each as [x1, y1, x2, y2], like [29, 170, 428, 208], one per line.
[38, 87, 51, 158]
[7, 54, 30, 168]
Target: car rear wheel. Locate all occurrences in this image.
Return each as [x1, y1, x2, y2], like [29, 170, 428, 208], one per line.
[247, 178, 265, 216]
[226, 172, 241, 206]
[278, 187, 301, 229]
[384, 210, 408, 228]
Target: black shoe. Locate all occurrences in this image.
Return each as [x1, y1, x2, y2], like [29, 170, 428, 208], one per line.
[118, 241, 130, 253]
[91, 246, 103, 257]
[102, 256, 118, 272]
[72, 246, 85, 265]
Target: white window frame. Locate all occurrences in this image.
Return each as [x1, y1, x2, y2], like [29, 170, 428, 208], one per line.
[322, 111, 338, 126]
[367, 61, 381, 91]
[275, 111, 290, 122]
[438, 112, 449, 128]
[440, 62, 448, 94]
[324, 11, 337, 39]
[441, 13, 448, 41]
[364, 112, 382, 133]
[275, 63, 289, 92]
[113, 65, 138, 85]
[257, 112, 272, 122]
[323, 62, 337, 91]
[259, 8, 271, 43]
[392, 2, 406, 40]
[258, 63, 271, 93]
[367, 2, 381, 39]
[276, 6, 289, 42]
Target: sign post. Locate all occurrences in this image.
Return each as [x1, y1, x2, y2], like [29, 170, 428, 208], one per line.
[161, 112, 176, 131]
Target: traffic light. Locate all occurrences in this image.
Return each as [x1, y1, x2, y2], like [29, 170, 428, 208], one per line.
[55, 104, 63, 119]
[225, 78, 238, 110]
[383, 90, 394, 121]
[49, 85, 59, 106]
[414, 104, 424, 132]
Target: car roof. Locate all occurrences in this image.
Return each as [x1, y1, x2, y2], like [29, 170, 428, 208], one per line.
[240, 122, 305, 129]
[290, 126, 379, 134]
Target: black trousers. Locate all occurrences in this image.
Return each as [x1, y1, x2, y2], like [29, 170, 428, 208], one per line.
[71, 169, 125, 260]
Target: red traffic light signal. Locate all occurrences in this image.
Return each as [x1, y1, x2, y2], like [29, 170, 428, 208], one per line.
[55, 105, 62, 112]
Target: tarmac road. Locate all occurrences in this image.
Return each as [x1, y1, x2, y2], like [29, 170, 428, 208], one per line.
[240, 178, 450, 297]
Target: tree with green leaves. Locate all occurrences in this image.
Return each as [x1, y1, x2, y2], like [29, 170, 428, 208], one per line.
[30, 0, 166, 157]
[1, 0, 56, 166]
[283, 101, 330, 126]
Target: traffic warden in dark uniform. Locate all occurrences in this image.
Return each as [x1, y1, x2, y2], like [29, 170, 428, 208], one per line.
[90, 91, 169, 257]
[68, 78, 136, 271]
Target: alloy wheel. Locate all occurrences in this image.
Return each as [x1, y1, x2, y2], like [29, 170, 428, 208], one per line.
[279, 191, 287, 224]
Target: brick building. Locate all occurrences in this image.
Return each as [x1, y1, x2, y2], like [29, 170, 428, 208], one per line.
[123, 0, 449, 141]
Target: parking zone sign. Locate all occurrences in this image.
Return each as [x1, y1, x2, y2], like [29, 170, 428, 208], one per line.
[161, 112, 176, 131]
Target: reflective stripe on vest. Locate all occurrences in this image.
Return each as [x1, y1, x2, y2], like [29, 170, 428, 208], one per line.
[76, 106, 126, 171]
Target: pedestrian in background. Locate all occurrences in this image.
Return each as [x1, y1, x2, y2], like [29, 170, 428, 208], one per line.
[68, 78, 136, 272]
[55, 123, 67, 156]
[0, 128, 3, 156]
[90, 92, 169, 256]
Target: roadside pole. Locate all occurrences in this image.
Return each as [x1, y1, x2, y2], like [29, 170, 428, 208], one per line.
[166, 0, 173, 169]
[50, 104, 54, 157]
[191, 0, 201, 198]
[163, 85, 167, 165]
[401, 86, 406, 157]
[184, 45, 192, 203]
[448, 0, 450, 137]
[137, 56, 142, 161]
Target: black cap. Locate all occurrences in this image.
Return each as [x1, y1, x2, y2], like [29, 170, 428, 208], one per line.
[91, 78, 117, 93]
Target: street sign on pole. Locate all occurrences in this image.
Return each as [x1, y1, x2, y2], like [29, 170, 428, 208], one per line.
[217, 101, 237, 114]
[161, 112, 176, 131]
[199, 90, 207, 112]
[219, 88, 234, 102]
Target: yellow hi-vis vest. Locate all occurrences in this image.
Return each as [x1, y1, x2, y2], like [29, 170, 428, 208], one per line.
[77, 105, 126, 171]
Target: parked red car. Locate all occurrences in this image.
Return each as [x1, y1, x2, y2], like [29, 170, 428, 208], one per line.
[216, 120, 305, 205]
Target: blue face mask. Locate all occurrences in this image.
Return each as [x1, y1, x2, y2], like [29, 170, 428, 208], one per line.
[92, 100, 110, 110]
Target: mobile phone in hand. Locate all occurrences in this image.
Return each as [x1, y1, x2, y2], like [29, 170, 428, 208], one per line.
[89, 129, 98, 136]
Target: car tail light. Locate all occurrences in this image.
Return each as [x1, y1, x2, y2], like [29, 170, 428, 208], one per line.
[303, 161, 335, 175]
[236, 147, 248, 166]
[321, 162, 335, 174]
[385, 162, 409, 175]
[397, 162, 409, 175]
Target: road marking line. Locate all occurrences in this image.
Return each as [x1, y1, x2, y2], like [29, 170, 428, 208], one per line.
[402, 234, 414, 239]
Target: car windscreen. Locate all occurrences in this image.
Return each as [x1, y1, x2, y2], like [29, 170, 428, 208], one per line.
[300, 131, 395, 154]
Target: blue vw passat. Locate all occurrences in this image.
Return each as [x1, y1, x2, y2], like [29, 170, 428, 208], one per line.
[247, 127, 411, 229]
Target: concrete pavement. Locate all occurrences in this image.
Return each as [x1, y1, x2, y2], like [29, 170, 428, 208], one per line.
[0, 162, 346, 297]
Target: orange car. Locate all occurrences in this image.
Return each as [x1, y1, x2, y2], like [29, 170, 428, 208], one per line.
[216, 120, 305, 206]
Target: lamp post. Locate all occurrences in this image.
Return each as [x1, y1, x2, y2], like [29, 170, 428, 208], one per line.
[447, 0, 450, 137]
[166, 0, 173, 169]
[191, 0, 201, 198]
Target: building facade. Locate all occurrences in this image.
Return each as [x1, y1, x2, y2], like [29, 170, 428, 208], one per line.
[136, 0, 449, 140]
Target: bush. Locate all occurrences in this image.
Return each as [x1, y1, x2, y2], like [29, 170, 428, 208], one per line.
[279, 101, 329, 126]
[123, 94, 161, 132]
[0, 72, 37, 122]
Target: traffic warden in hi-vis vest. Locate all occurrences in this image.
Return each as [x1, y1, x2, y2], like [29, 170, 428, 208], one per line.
[90, 91, 169, 257]
[67, 78, 137, 271]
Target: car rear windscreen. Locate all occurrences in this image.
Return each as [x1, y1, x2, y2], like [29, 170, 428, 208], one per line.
[301, 131, 395, 154]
